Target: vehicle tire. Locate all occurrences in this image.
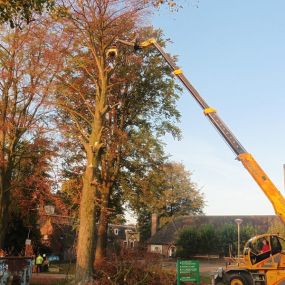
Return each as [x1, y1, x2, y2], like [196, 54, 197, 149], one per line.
[229, 274, 248, 285]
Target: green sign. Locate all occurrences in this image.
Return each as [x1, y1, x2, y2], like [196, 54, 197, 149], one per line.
[177, 259, 200, 285]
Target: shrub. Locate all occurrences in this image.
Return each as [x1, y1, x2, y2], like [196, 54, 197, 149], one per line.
[176, 223, 258, 257]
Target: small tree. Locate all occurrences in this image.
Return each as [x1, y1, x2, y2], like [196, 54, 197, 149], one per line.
[217, 223, 257, 257]
[216, 223, 237, 257]
[176, 226, 200, 257]
[199, 224, 218, 254]
[5, 136, 57, 254]
[137, 208, 151, 242]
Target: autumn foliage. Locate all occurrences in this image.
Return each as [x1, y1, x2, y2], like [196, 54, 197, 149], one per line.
[0, 0, 203, 284]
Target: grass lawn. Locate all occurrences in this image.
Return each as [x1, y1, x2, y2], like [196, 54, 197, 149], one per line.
[47, 262, 76, 274]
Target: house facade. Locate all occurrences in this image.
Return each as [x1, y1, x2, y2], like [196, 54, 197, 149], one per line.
[108, 224, 140, 249]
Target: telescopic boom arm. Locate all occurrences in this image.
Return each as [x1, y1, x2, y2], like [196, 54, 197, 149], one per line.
[117, 37, 285, 223]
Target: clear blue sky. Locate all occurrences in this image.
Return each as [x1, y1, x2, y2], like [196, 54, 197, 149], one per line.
[151, 1, 285, 215]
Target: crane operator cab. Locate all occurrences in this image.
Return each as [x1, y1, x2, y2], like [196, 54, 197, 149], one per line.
[214, 234, 285, 285]
[243, 234, 285, 268]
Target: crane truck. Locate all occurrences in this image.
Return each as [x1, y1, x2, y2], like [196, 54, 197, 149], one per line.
[112, 38, 285, 285]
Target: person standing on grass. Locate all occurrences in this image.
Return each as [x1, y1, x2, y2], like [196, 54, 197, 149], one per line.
[35, 253, 43, 273]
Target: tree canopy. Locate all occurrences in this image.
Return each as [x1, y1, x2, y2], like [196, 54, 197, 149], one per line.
[128, 161, 204, 241]
[50, 0, 184, 279]
[0, 20, 63, 248]
[0, 0, 54, 26]
[0, 0, 199, 283]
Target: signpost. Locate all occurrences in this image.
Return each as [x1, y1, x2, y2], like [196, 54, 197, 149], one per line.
[177, 259, 200, 285]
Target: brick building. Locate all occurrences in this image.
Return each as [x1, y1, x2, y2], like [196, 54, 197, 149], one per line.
[38, 206, 140, 259]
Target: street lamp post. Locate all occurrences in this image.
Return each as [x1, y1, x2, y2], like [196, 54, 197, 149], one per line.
[235, 218, 243, 265]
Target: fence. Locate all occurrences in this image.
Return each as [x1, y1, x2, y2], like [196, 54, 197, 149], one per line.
[0, 257, 33, 285]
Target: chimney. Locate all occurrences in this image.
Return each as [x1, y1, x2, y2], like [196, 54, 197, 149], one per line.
[151, 213, 159, 236]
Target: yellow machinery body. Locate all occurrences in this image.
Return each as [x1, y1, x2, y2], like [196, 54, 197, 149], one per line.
[217, 233, 285, 285]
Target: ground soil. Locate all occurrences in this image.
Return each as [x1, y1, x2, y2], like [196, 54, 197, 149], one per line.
[30, 273, 72, 284]
[29, 258, 226, 284]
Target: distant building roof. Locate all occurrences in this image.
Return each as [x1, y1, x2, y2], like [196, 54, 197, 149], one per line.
[108, 224, 137, 240]
[147, 215, 279, 245]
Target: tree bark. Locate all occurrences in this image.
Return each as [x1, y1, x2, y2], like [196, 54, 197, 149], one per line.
[0, 175, 11, 249]
[75, 83, 106, 283]
[94, 190, 109, 266]
[0, 189, 9, 248]
[75, 165, 97, 284]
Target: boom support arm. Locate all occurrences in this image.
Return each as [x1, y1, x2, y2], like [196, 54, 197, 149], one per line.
[239, 153, 285, 222]
[122, 37, 285, 223]
[140, 38, 246, 156]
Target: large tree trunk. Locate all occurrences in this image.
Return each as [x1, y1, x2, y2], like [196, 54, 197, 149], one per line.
[0, 170, 12, 249]
[75, 165, 97, 284]
[0, 187, 9, 249]
[94, 190, 109, 266]
[75, 92, 106, 283]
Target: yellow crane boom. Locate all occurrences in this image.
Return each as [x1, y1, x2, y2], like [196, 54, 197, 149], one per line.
[117, 37, 285, 223]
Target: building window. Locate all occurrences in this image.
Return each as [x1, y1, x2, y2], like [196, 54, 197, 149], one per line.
[150, 245, 162, 254]
[44, 205, 55, 215]
[114, 228, 119, 235]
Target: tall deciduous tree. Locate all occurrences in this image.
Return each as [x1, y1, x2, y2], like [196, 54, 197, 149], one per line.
[93, 25, 182, 264]
[55, 0, 148, 282]
[55, 0, 182, 281]
[0, 20, 63, 248]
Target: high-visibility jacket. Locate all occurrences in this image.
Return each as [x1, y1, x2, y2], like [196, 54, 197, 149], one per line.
[36, 255, 43, 265]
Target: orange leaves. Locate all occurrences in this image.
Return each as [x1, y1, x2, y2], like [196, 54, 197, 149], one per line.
[151, 0, 177, 8]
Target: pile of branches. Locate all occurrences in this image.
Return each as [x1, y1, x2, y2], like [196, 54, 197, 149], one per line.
[93, 252, 175, 285]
